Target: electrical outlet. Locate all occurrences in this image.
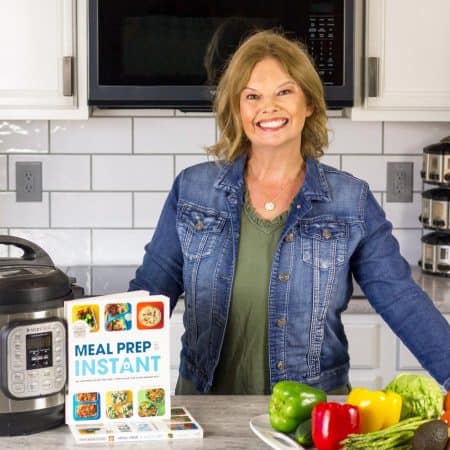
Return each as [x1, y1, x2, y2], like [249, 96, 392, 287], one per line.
[386, 162, 413, 202]
[16, 161, 43, 202]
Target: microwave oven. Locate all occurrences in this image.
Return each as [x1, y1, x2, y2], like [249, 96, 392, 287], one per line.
[88, 0, 354, 111]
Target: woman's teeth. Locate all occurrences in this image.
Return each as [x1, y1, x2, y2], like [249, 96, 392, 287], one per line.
[257, 119, 288, 129]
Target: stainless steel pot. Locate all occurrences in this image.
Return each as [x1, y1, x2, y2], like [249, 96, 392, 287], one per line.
[0, 236, 83, 435]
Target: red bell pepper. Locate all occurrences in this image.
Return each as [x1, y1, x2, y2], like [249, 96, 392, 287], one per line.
[311, 402, 360, 450]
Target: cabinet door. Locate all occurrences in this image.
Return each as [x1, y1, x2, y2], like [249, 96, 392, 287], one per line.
[364, 0, 450, 112]
[0, 0, 87, 118]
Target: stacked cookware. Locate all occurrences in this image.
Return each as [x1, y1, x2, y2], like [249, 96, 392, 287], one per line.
[419, 136, 450, 276]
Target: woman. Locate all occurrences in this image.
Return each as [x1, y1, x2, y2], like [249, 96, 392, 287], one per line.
[130, 30, 450, 394]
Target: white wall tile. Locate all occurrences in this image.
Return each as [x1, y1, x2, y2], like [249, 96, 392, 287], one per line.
[392, 229, 422, 267]
[327, 119, 382, 154]
[8, 229, 91, 265]
[51, 119, 132, 153]
[134, 118, 216, 154]
[175, 154, 210, 175]
[342, 155, 423, 191]
[384, 122, 450, 154]
[383, 193, 421, 229]
[0, 155, 6, 189]
[92, 229, 154, 265]
[93, 155, 173, 191]
[0, 120, 48, 153]
[320, 154, 340, 169]
[51, 193, 132, 228]
[0, 230, 7, 256]
[0, 193, 49, 227]
[9, 155, 90, 190]
[134, 192, 168, 228]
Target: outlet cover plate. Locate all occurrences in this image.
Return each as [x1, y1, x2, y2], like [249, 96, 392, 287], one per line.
[386, 161, 413, 203]
[16, 161, 43, 202]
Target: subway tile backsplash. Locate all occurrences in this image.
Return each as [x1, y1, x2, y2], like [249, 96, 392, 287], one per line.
[51, 119, 132, 153]
[1, 117, 449, 296]
[0, 120, 48, 153]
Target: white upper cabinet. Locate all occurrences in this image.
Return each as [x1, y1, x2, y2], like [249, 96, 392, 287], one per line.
[350, 0, 450, 121]
[0, 0, 87, 119]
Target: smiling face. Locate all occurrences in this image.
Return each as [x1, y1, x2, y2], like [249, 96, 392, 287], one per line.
[239, 57, 313, 154]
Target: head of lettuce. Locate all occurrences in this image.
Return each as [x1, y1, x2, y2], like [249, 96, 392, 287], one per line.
[385, 373, 444, 419]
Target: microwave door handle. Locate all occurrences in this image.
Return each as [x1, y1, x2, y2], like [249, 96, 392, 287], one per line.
[367, 57, 380, 97]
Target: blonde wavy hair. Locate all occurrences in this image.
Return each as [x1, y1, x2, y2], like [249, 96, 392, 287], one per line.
[207, 29, 329, 162]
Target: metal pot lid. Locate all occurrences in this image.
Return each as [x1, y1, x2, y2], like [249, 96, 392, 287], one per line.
[421, 231, 450, 246]
[422, 188, 450, 201]
[423, 136, 450, 154]
[0, 235, 71, 306]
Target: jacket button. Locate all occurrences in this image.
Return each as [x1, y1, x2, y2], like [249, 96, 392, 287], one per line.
[322, 229, 332, 239]
[285, 232, 294, 242]
[195, 220, 204, 231]
[278, 273, 290, 282]
[276, 360, 285, 370]
[276, 319, 286, 328]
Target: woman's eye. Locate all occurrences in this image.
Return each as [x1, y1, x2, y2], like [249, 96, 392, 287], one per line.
[246, 93, 259, 100]
[278, 89, 291, 96]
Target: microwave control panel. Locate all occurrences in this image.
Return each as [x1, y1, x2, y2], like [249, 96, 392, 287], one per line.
[1, 320, 66, 399]
[307, 14, 341, 85]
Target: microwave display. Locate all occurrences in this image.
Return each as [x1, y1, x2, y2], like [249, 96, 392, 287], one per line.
[26, 332, 52, 370]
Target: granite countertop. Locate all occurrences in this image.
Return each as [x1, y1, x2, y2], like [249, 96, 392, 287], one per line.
[0, 395, 344, 450]
[344, 266, 450, 314]
[63, 265, 450, 315]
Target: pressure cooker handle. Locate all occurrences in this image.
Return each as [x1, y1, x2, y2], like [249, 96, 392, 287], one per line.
[0, 235, 54, 267]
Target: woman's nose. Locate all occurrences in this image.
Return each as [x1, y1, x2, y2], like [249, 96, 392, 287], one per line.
[262, 102, 279, 113]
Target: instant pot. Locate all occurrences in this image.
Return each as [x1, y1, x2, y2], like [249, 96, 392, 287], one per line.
[0, 235, 83, 435]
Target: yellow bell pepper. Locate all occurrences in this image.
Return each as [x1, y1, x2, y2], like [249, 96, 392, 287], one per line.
[346, 387, 402, 433]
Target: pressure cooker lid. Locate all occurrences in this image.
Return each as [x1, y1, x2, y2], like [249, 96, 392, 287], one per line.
[421, 231, 450, 246]
[422, 188, 450, 201]
[0, 235, 71, 306]
[423, 136, 450, 154]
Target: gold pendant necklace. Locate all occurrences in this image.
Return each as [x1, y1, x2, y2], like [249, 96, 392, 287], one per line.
[247, 164, 302, 212]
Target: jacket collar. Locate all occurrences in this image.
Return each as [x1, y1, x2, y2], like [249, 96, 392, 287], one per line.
[214, 154, 330, 201]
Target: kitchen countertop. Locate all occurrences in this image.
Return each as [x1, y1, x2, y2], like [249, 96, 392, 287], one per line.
[344, 266, 450, 314]
[0, 395, 344, 450]
[63, 265, 450, 315]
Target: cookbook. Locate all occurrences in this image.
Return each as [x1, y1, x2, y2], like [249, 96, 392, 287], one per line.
[64, 290, 202, 442]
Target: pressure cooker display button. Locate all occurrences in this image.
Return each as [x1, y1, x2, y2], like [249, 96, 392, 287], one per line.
[28, 382, 39, 393]
[12, 383, 25, 394]
[12, 371, 25, 383]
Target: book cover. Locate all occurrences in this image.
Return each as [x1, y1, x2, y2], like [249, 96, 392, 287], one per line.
[65, 291, 171, 427]
[68, 406, 203, 443]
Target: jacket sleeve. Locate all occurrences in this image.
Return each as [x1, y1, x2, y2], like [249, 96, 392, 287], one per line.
[350, 183, 450, 389]
[129, 173, 184, 314]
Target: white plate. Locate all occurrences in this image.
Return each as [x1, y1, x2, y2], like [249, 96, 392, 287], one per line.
[249, 414, 306, 450]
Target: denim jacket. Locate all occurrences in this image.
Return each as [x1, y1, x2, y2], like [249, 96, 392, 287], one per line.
[130, 156, 450, 392]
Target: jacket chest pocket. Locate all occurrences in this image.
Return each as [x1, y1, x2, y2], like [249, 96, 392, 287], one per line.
[177, 204, 226, 261]
[300, 221, 348, 269]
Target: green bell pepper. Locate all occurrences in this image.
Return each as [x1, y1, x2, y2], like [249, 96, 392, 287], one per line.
[269, 380, 327, 433]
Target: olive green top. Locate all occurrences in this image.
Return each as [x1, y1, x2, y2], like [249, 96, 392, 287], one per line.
[176, 190, 288, 394]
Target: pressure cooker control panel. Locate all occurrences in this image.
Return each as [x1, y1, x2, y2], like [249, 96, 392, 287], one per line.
[1, 319, 66, 399]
